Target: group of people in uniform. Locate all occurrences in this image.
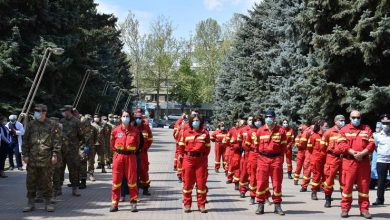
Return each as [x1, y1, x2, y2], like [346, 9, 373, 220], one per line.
[172, 109, 388, 218]
[21, 104, 153, 213]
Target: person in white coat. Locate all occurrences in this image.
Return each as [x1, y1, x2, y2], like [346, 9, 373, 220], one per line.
[6, 115, 25, 170]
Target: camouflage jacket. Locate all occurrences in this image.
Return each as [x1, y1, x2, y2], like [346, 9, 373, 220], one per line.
[80, 119, 94, 147]
[91, 122, 103, 145]
[60, 116, 83, 151]
[101, 123, 111, 147]
[22, 118, 61, 167]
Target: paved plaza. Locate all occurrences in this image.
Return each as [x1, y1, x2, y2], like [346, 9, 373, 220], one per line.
[0, 128, 389, 220]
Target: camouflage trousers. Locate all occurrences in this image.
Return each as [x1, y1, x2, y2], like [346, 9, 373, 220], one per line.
[104, 144, 113, 165]
[26, 165, 53, 200]
[87, 145, 97, 173]
[95, 145, 105, 167]
[61, 147, 81, 186]
[53, 166, 63, 192]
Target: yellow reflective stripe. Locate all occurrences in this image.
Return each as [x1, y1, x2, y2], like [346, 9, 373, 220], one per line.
[116, 146, 124, 150]
[183, 189, 192, 193]
[320, 141, 328, 145]
[245, 141, 251, 145]
[281, 141, 287, 144]
[358, 133, 368, 137]
[323, 182, 333, 189]
[112, 183, 122, 189]
[307, 144, 313, 147]
[148, 138, 153, 141]
[249, 185, 257, 190]
[329, 136, 338, 140]
[311, 181, 320, 186]
[140, 180, 151, 184]
[342, 193, 352, 198]
[300, 138, 307, 141]
[303, 176, 310, 180]
[239, 182, 248, 186]
[256, 187, 269, 195]
[315, 139, 321, 142]
[197, 189, 207, 194]
[178, 142, 185, 146]
[337, 138, 347, 141]
[358, 192, 369, 198]
[112, 200, 118, 204]
[216, 134, 225, 137]
[142, 132, 149, 136]
[185, 136, 195, 141]
[128, 183, 137, 188]
[286, 132, 291, 135]
[259, 135, 270, 139]
[233, 176, 240, 181]
[287, 163, 292, 167]
[215, 161, 221, 164]
[345, 133, 357, 137]
[126, 146, 136, 151]
[273, 192, 282, 196]
[205, 143, 211, 147]
[369, 138, 374, 142]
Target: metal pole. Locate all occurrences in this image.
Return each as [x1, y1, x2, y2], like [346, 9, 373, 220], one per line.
[112, 90, 123, 114]
[123, 92, 131, 110]
[18, 48, 50, 121]
[95, 81, 109, 114]
[25, 51, 53, 120]
[74, 70, 91, 108]
[73, 70, 90, 107]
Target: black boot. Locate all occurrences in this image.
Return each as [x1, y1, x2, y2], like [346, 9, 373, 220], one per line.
[255, 203, 264, 215]
[372, 198, 384, 206]
[130, 201, 138, 212]
[79, 179, 87, 189]
[143, 187, 151, 196]
[300, 187, 307, 192]
[288, 171, 293, 179]
[234, 183, 239, 190]
[226, 180, 232, 184]
[274, 203, 285, 215]
[324, 195, 332, 208]
[240, 193, 245, 198]
[311, 191, 318, 200]
[250, 197, 255, 205]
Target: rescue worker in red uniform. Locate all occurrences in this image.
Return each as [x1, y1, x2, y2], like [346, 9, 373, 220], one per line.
[134, 112, 153, 196]
[299, 123, 315, 192]
[335, 110, 375, 219]
[222, 121, 239, 176]
[239, 116, 258, 198]
[322, 115, 345, 208]
[173, 114, 186, 171]
[281, 119, 295, 179]
[308, 120, 328, 200]
[178, 115, 210, 213]
[110, 110, 140, 212]
[210, 122, 228, 173]
[255, 110, 287, 215]
[224, 120, 243, 188]
[293, 124, 309, 185]
[244, 115, 264, 204]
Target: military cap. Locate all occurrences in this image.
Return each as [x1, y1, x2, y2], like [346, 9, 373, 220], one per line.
[60, 105, 73, 112]
[381, 115, 390, 124]
[334, 115, 345, 122]
[34, 104, 48, 112]
[108, 114, 113, 118]
[113, 115, 119, 119]
[264, 109, 275, 117]
[94, 114, 99, 118]
[84, 114, 92, 119]
[101, 116, 108, 120]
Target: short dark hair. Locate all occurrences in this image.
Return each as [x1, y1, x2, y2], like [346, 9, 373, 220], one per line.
[254, 115, 264, 124]
[189, 114, 203, 129]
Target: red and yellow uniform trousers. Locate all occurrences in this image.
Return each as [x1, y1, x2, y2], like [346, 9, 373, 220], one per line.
[283, 127, 295, 172]
[294, 128, 312, 182]
[335, 124, 375, 213]
[308, 132, 325, 192]
[321, 126, 343, 196]
[110, 125, 140, 207]
[239, 126, 258, 194]
[293, 133, 305, 182]
[139, 125, 153, 188]
[179, 128, 211, 208]
[254, 125, 287, 204]
[300, 131, 315, 189]
[224, 127, 242, 182]
[173, 118, 184, 170]
[210, 129, 228, 171]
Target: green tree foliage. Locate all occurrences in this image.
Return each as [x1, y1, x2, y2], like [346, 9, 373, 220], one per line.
[0, 0, 131, 116]
[214, 0, 390, 126]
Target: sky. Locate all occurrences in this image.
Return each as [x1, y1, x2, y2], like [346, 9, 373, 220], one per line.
[95, 0, 262, 38]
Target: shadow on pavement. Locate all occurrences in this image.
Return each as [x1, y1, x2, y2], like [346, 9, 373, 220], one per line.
[209, 208, 248, 212]
[285, 210, 325, 214]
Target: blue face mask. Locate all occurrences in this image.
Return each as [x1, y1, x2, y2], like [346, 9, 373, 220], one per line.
[338, 121, 345, 128]
[254, 121, 262, 128]
[351, 118, 361, 127]
[34, 111, 41, 120]
[265, 117, 273, 125]
[135, 118, 142, 125]
[122, 117, 130, 125]
[192, 121, 200, 129]
[383, 125, 390, 132]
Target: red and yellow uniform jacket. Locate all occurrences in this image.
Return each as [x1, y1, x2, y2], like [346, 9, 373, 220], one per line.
[138, 123, 153, 152]
[283, 127, 295, 150]
[223, 127, 242, 151]
[173, 117, 184, 140]
[321, 126, 340, 154]
[335, 124, 375, 157]
[178, 128, 211, 155]
[294, 133, 302, 149]
[308, 132, 325, 158]
[210, 129, 228, 144]
[255, 125, 287, 155]
[298, 127, 312, 151]
[241, 126, 257, 152]
[110, 125, 140, 152]
[244, 127, 260, 152]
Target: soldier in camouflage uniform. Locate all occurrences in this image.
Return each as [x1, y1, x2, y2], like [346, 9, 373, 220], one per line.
[91, 114, 105, 174]
[59, 105, 83, 196]
[78, 114, 94, 189]
[22, 104, 61, 212]
[49, 117, 63, 203]
[101, 115, 112, 169]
